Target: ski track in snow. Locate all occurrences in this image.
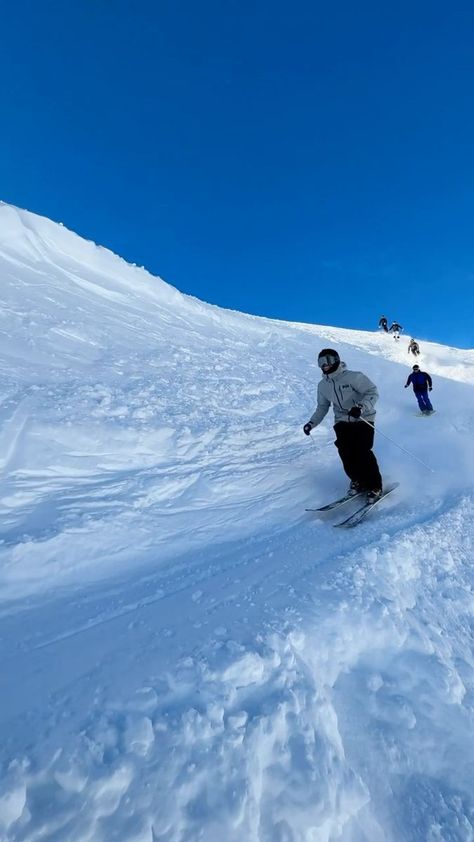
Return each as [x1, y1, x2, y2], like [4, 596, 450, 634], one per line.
[0, 203, 473, 841]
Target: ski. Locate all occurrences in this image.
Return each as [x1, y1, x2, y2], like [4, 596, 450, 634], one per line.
[414, 410, 436, 417]
[305, 490, 365, 513]
[333, 482, 399, 528]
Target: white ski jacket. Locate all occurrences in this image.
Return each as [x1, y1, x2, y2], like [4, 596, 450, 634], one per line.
[308, 362, 378, 428]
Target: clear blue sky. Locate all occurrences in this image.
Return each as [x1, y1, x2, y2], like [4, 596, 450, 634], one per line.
[2, 1, 474, 347]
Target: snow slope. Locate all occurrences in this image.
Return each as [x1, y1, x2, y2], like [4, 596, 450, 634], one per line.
[0, 202, 473, 841]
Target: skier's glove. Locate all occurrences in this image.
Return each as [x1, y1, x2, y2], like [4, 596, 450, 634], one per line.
[429, 387, 432, 391]
[404, 384, 408, 388]
[348, 406, 362, 419]
[303, 423, 313, 436]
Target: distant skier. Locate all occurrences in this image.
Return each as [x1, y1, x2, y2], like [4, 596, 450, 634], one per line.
[408, 338, 420, 356]
[303, 348, 383, 503]
[379, 316, 389, 332]
[405, 364, 434, 414]
[389, 321, 403, 340]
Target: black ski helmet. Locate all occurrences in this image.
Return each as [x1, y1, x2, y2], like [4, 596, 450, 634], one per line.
[317, 348, 340, 373]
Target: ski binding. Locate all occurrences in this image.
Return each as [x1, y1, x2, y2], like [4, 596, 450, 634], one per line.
[333, 482, 399, 528]
[306, 489, 365, 513]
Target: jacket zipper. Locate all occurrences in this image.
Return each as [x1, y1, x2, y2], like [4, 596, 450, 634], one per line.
[331, 379, 345, 412]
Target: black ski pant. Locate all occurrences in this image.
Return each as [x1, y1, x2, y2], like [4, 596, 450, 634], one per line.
[333, 420, 382, 491]
[414, 389, 433, 412]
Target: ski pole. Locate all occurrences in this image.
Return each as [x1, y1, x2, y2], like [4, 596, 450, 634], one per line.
[360, 416, 434, 473]
[306, 429, 333, 451]
[307, 431, 318, 450]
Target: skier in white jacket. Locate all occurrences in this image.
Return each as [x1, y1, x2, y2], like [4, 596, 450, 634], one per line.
[303, 348, 383, 503]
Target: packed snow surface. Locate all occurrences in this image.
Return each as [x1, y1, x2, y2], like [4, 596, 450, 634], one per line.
[0, 202, 473, 841]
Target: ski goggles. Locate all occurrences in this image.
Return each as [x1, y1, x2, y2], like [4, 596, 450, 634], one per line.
[318, 353, 339, 369]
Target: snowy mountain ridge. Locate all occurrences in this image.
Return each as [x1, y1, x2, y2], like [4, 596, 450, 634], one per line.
[0, 203, 473, 841]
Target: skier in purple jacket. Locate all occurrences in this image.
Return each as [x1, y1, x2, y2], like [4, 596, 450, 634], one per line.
[405, 365, 434, 414]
